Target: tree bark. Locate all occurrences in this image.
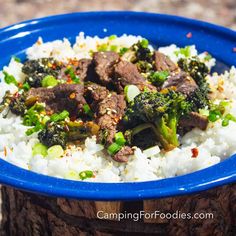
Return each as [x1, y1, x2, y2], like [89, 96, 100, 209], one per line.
[1, 183, 236, 236]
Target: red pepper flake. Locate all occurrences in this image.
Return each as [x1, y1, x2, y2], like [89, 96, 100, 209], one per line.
[186, 32, 192, 39]
[46, 110, 53, 116]
[69, 92, 76, 99]
[4, 146, 7, 157]
[14, 92, 20, 98]
[51, 63, 57, 69]
[191, 148, 199, 158]
[233, 47, 236, 53]
[67, 77, 72, 84]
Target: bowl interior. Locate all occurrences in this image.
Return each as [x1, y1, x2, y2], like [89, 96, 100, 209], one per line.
[0, 12, 236, 200]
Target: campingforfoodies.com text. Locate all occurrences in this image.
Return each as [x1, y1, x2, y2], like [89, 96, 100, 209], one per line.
[97, 210, 214, 221]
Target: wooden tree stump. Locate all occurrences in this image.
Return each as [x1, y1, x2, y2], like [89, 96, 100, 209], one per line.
[1, 183, 236, 236]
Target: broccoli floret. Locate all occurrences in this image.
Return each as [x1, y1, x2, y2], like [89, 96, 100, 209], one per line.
[22, 58, 61, 88]
[0, 91, 12, 114]
[122, 39, 154, 73]
[178, 58, 211, 110]
[124, 90, 191, 151]
[187, 87, 210, 111]
[38, 122, 67, 148]
[132, 39, 153, 63]
[178, 57, 209, 84]
[38, 120, 99, 149]
[9, 93, 27, 116]
[148, 71, 169, 87]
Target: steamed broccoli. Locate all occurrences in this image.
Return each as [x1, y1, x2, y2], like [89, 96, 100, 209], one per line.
[124, 90, 191, 151]
[0, 91, 27, 116]
[132, 39, 153, 63]
[9, 93, 27, 116]
[178, 57, 209, 84]
[38, 122, 67, 148]
[38, 120, 99, 149]
[122, 39, 154, 73]
[178, 58, 211, 110]
[22, 58, 62, 88]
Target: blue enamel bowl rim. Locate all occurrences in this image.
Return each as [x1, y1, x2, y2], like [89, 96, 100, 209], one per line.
[0, 11, 236, 200]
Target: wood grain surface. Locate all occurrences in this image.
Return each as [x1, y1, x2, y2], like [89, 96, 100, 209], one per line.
[1, 183, 236, 236]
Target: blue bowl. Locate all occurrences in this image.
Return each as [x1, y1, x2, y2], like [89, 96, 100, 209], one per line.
[0, 12, 236, 200]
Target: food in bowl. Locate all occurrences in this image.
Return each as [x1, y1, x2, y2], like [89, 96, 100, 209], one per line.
[0, 32, 236, 182]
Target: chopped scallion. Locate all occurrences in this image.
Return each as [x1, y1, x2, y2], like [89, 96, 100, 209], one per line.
[175, 46, 191, 57]
[12, 56, 21, 62]
[97, 43, 108, 52]
[65, 67, 80, 84]
[3, 71, 18, 86]
[47, 145, 64, 159]
[42, 75, 58, 87]
[107, 142, 122, 155]
[208, 110, 222, 122]
[124, 85, 141, 103]
[79, 170, 94, 180]
[119, 47, 128, 56]
[50, 110, 69, 122]
[32, 143, 48, 157]
[140, 39, 149, 48]
[115, 132, 126, 146]
[108, 35, 117, 40]
[83, 104, 93, 117]
[22, 82, 30, 91]
[110, 45, 118, 52]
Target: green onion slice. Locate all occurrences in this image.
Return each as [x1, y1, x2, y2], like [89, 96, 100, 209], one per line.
[115, 132, 126, 146]
[124, 85, 141, 103]
[47, 145, 64, 159]
[32, 143, 48, 157]
[107, 142, 122, 155]
[42, 75, 58, 87]
[79, 170, 94, 180]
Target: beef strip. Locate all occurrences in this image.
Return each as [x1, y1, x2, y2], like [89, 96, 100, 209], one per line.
[27, 84, 86, 116]
[154, 51, 178, 72]
[113, 60, 156, 92]
[76, 59, 95, 81]
[96, 93, 126, 145]
[58, 59, 95, 82]
[93, 51, 120, 85]
[113, 146, 134, 162]
[162, 71, 198, 95]
[84, 82, 110, 109]
[95, 93, 134, 162]
[179, 112, 208, 130]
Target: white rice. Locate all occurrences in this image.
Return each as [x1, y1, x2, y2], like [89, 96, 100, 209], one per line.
[0, 32, 236, 182]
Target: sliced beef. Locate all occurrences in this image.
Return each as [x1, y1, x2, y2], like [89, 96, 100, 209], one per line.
[27, 84, 86, 116]
[93, 51, 119, 85]
[76, 59, 95, 81]
[154, 51, 177, 72]
[26, 87, 55, 105]
[97, 114, 117, 145]
[162, 71, 198, 95]
[113, 146, 134, 162]
[58, 59, 95, 82]
[179, 112, 208, 130]
[96, 93, 126, 145]
[84, 83, 110, 109]
[113, 60, 156, 92]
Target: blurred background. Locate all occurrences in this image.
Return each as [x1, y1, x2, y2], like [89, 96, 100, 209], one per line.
[0, 0, 236, 30]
